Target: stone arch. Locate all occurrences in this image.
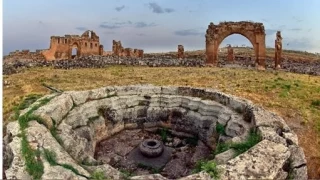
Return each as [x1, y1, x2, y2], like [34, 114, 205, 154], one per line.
[206, 21, 266, 70]
[69, 42, 80, 59]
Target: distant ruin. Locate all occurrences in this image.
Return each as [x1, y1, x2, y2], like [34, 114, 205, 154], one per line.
[112, 40, 144, 58]
[4, 31, 145, 61]
[177, 45, 184, 59]
[42, 30, 103, 60]
[206, 21, 266, 69]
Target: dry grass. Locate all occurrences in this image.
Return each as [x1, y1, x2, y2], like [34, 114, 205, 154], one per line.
[3, 66, 320, 178]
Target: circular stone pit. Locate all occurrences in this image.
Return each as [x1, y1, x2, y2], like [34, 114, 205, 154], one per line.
[3, 85, 308, 180]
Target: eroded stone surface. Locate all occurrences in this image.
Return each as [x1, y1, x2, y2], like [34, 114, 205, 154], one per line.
[218, 139, 290, 180]
[5, 137, 32, 180]
[291, 166, 308, 180]
[214, 149, 236, 165]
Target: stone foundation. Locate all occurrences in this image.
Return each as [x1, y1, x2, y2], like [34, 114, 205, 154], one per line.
[3, 85, 308, 180]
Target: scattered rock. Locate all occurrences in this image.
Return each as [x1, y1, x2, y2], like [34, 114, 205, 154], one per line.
[172, 137, 182, 147]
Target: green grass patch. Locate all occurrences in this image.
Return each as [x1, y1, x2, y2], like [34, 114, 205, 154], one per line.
[16, 94, 43, 111]
[18, 96, 56, 130]
[90, 170, 108, 180]
[43, 149, 88, 178]
[12, 94, 43, 120]
[50, 126, 63, 146]
[43, 148, 58, 166]
[21, 133, 44, 180]
[156, 128, 170, 142]
[193, 160, 220, 179]
[214, 129, 262, 156]
[229, 130, 262, 156]
[216, 122, 226, 135]
[120, 169, 135, 180]
[215, 141, 231, 155]
[17, 95, 56, 179]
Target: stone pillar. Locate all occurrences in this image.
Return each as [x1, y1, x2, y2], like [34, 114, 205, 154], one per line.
[177, 45, 184, 59]
[256, 34, 266, 70]
[227, 45, 235, 63]
[205, 22, 218, 66]
[274, 31, 282, 69]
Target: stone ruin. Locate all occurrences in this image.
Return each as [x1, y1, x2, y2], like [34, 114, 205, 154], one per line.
[42, 30, 103, 60]
[177, 45, 184, 59]
[112, 40, 144, 58]
[206, 21, 266, 70]
[275, 31, 283, 69]
[227, 45, 234, 63]
[4, 30, 105, 61]
[3, 85, 307, 180]
[3, 49, 46, 62]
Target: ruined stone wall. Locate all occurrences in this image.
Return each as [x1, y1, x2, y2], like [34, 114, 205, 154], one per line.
[3, 49, 46, 62]
[112, 40, 144, 58]
[42, 30, 101, 60]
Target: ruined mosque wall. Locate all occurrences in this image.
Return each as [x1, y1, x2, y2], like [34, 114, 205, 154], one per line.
[41, 30, 102, 60]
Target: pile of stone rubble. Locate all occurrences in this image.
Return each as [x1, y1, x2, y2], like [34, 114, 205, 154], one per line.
[2, 55, 319, 76]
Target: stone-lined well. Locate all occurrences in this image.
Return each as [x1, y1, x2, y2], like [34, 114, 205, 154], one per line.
[3, 85, 307, 180]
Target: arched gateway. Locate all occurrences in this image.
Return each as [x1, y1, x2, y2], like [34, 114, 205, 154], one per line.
[206, 21, 266, 70]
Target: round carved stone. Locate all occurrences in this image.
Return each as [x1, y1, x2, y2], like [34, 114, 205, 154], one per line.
[139, 139, 164, 157]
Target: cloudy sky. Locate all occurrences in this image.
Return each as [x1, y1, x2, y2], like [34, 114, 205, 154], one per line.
[3, 0, 320, 55]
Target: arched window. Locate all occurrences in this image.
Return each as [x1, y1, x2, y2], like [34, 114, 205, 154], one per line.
[95, 43, 97, 47]
[58, 38, 60, 44]
[65, 39, 67, 44]
[85, 42, 87, 47]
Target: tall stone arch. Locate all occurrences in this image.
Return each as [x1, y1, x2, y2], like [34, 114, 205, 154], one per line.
[205, 21, 266, 70]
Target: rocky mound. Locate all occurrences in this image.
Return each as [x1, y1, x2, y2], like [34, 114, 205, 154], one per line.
[3, 85, 307, 180]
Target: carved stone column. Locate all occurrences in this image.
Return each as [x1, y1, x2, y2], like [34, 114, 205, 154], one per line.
[274, 31, 282, 69]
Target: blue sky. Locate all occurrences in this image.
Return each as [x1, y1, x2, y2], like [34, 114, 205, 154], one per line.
[3, 0, 320, 54]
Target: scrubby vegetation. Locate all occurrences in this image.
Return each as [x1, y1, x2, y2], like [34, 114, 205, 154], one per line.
[215, 129, 262, 156]
[193, 160, 220, 179]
